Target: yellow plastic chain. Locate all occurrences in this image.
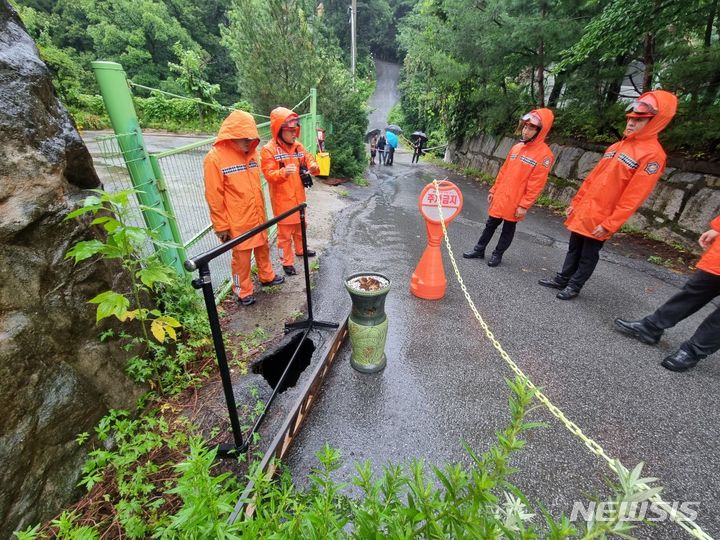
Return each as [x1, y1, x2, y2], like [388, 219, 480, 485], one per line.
[431, 180, 712, 540]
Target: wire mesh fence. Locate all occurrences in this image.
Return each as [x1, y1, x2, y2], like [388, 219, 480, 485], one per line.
[86, 85, 324, 299]
[91, 133, 156, 257]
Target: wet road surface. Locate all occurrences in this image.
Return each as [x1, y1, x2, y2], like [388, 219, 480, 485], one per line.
[285, 156, 720, 539]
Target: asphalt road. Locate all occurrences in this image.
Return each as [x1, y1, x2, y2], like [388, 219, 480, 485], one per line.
[367, 60, 400, 133]
[284, 66, 720, 539]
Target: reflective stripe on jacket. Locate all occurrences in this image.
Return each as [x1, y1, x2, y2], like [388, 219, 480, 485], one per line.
[489, 108, 554, 222]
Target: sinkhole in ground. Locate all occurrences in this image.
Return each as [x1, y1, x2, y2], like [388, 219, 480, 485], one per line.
[252, 331, 315, 393]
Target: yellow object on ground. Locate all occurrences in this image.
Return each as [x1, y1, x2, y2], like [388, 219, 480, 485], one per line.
[316, 151, 331, 176]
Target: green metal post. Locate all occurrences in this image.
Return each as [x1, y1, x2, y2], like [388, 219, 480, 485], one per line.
[91, 61, 185, 275]
[308, 88, 318, 154]
[149, 155, 189, 267]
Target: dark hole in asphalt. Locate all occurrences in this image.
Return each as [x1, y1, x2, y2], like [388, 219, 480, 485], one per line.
[252, 332, 315, 393]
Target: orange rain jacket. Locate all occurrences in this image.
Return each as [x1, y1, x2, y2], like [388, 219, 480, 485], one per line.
[697, 215, 720, 276]
[565, 90, 678, 241]
[203, 110, 268, 250]
[260, 107, 319, 225]
[488, 108, 555, 222]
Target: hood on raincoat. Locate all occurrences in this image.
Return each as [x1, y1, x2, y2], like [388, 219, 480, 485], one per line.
[626, 90, 677, 141]
[214, 110, 260, 152]
[522, 108, 554, 145]
[270, 107, 300, 142]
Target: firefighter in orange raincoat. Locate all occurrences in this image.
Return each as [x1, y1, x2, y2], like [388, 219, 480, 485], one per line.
[204, 110, 285, 306]
[539, 90, 678, 300]
[614, 215, 720, 371]
[261, 107, 320, 276]
[463, 108, 555, 267]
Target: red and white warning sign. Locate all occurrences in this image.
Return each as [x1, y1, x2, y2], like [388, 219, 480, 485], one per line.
[419, 181, 463, 224]
[411, 180, 464, 300]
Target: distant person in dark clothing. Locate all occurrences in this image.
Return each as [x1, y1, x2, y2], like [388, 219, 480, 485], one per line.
[412, 138, 425, 164]
[370, 135, 377, 165]
[386, 138, 395, 165]
[376, 134, 387, 165]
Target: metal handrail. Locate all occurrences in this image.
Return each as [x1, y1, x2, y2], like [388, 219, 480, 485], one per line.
[185, 203, 338, 457]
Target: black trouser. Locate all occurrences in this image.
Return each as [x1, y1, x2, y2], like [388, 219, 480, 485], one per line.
[642, 269, 720, 358]
[555, 232, 605, 291]
[473, 216, 517, 256]
[412, 149, 422, 163]
[387, 147, 395, 165]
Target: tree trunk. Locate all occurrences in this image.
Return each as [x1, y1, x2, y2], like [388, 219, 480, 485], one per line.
[537, 37, 545, 107]
[547, 73, 565, 108]
[529, 65, 536, 104]
[642, 32, 655, 92]
[604, 55, 627, 106]
[704, 0, 718, 48]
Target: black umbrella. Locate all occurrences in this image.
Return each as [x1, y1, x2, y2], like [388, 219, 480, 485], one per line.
[411, 131, 428, 140]
[365, 128, 381, 142]
[385, 124, 403, 134]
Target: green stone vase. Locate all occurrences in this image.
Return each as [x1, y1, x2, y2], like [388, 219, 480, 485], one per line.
[344, 272, 391, 373]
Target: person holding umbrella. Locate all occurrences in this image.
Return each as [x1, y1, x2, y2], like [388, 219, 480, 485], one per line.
[385, 130, 399, 166]
[411, 131, 427, 164]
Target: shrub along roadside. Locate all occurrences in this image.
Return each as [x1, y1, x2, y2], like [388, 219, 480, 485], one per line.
[15, 376, 670, 539]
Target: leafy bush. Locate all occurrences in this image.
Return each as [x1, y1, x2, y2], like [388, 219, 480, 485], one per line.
[65, 189, 209, 394]
[16, 377, 672, 539]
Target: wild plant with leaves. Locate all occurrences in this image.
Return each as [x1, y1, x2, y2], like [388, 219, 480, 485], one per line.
[15, 376, 672, 539]
[65, 188, 206, 393]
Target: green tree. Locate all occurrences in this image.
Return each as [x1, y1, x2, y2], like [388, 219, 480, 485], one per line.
[168, 43, 221, 128]
[222, 0, 368, 177]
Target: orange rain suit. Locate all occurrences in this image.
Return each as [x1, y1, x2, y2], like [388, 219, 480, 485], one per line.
[565, 90, 678, 241]
[698, 215, 720, 276]
[203, 110, 277, 299]
[260, 107, 320, 266]
[489, 108, 555, 221]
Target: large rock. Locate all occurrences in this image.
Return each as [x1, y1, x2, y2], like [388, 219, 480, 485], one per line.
[492, 136, 515, 160]
[642, 184, 685, 222]
[576, 151, 602, 180]
[550, 145, 584, 179]
[0, 3, 141, 536]
[678, 188, 720, 233]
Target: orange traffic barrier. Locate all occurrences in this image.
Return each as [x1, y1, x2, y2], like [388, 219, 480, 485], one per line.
[410, 180, 463, 299]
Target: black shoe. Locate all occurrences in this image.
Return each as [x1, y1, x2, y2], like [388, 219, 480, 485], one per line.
[661, 349, 701, 372]
[462, 249, 485, 259]
[556, 286, 579, 300]
[283, 265, 297, 276]
[296, 249, 316, 257]
[538, 277, 566, 290]
[260, 275, 285, 287]
[487, 254, 502, 267]
[237, 295, 256, 306]
[613, 318, 661, 345]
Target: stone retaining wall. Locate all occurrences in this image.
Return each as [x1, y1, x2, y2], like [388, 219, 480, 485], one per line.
[445, 134, 720, 250]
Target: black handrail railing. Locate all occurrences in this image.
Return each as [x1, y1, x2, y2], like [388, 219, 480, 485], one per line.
[185, 203, 338, 457]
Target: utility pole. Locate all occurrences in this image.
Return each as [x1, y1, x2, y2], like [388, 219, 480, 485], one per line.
[350, 0, 357, 82]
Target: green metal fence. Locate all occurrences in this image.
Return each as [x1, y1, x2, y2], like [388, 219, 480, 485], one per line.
[89, 61, 326, 298]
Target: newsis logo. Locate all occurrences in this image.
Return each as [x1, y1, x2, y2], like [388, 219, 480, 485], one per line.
[569, 501, 699, 523]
